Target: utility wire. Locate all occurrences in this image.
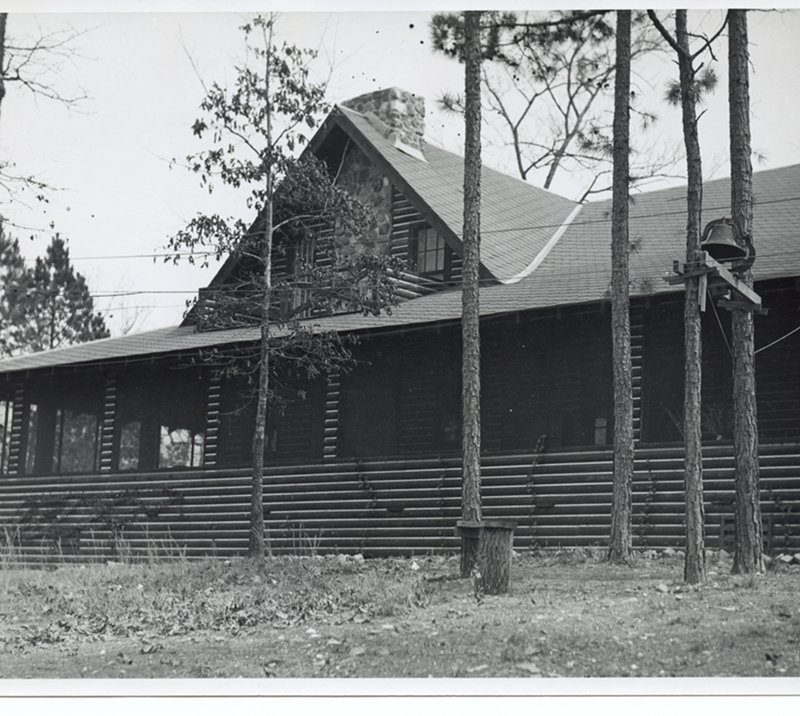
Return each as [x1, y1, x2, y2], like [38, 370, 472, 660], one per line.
[7, 247, 800, 298]
[14, 194, 800, 262]
[755, 323, 800, 355]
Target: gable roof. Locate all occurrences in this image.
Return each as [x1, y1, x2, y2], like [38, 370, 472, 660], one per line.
[333, 105, 578, 280]
[204, 103, 578, 291]
[2, 163, 799, 376]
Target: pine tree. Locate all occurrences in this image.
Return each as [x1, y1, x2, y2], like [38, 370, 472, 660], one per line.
[459, 9, 484, 577]
[649, 9, 729, 583]
[0, 231, 109, 357]
[0, 223, 27, 355]
[608, 10, 634, 564]
[728, 9, 764, 575]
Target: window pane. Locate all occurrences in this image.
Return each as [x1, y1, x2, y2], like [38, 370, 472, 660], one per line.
[25, 404, 39, 475]
[58, 410, 99, 473]
[415, 228, 446, 276]
[0, 399, 11, 474]
[192, 432, 205, 467]
[116, 366, 207, 472]
[52, 408, 63, 473]
[159, 426, 190, 468]
[159, 426, 204, 468]
[119, 421, 141, 471]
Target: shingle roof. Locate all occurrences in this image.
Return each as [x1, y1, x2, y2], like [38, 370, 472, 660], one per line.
[531, 162, 800, 307]
[2, 163, 799, 376]
[337, 105, 578, 280]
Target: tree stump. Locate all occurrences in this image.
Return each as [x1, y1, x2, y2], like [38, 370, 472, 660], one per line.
[456, 519, 516, 594]
[460, 534, 480, 578]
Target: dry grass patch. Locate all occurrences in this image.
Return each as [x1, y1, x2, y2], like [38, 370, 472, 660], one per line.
[1, 550, 799, 678]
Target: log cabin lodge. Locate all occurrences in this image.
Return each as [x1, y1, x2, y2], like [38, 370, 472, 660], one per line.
[2, 87, 800, 561]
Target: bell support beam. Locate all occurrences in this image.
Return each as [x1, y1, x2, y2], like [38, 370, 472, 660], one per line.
[664, 251, 764, 313]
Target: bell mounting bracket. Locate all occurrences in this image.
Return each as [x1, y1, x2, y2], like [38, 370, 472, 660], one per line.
[664, 251, 766, 314]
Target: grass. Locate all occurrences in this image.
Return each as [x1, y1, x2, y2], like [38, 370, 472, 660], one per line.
[1, 549, 799, 678]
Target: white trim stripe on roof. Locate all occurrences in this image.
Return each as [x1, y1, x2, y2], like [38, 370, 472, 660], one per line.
[498, 204, 583, 285]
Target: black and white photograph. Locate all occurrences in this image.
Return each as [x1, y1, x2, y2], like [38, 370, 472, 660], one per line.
[1, 1, 800, 706]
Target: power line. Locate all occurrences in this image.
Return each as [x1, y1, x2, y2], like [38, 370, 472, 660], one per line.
[481, 194, 800, 236]
[20, 250, 218, 263]
[13, 194, 800, 262]
[755, 323, 800, 355]
[95, 305, 187, 312]
[6, 244, 800, 299]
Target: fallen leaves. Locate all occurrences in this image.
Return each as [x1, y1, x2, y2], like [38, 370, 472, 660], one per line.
[467, 664, 489, 673]
[4, 552, 800, 679]
[513, 662, 541, 675]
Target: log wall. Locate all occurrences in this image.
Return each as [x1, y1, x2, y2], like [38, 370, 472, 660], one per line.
[2, 442, 799, 564]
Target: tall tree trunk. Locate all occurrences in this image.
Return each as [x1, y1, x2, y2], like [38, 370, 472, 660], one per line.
[729, 9, 763, 574]
[0, 13, 7, 116]
[250, 201, 273, 559]
[608, 10, 634, 564]
[460, 9, 483, 577]
[675, 11, 706, 584]
[249, 27, 275, 559]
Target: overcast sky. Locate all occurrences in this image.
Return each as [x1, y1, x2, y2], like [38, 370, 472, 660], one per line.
[2, 3, 799, 335]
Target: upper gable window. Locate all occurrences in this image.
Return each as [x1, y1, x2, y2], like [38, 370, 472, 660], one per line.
[410, 227, 449, 280]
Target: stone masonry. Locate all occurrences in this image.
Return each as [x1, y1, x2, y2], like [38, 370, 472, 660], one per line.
[334, 87, 427, 256]
[337, 144, 393, 256]
[342, 87, 426, 156]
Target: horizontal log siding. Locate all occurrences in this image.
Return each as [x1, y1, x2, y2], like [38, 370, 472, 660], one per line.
[3, 442, 800, 563]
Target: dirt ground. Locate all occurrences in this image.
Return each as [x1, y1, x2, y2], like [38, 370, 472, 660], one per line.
[1, 549, 799, 679]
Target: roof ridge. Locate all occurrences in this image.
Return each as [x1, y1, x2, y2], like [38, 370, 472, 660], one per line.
[585, 161, 800, 207]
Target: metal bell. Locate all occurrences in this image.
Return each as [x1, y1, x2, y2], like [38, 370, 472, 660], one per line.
[700, 217, 748, 262]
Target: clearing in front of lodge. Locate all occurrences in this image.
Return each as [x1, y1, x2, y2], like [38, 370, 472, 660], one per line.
[2, 549, 800, 678]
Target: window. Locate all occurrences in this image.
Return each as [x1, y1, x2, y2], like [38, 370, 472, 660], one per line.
[118, 419, 142, 471]
[23, 381, 103, 475]
[115, 366, 207, 471]
[24, 403, 38, 474]
[159, 426, 204, 469]
[0, 397, 12, 475]
[410, 227, 449, 279]
[52, 407, 101, 473]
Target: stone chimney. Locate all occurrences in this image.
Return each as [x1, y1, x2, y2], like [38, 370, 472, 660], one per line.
[342, 87, 426, 160]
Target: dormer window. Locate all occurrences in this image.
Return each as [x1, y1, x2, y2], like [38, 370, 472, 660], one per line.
[410, 226, 450, 281]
